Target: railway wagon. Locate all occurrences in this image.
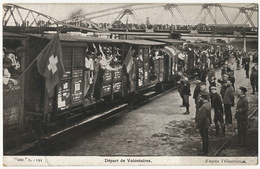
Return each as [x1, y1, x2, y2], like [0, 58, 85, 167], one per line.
[3, 32, 180, 153]
[151, 39, 215, 77]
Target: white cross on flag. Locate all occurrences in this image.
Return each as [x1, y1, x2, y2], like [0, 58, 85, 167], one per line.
[37, 34, 65, 94]
[48, 55, 58, 74]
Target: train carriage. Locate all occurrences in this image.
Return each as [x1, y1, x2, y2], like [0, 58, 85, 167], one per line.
[3, 32, 182, 153]
[123, 40, 168, 91]
[149, 38, 199, 78]
[4, 29, 229, 155]
[3, 33, 128, 151]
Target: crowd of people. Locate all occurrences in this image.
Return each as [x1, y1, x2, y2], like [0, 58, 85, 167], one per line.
[83, 44, 122, 102]
[3, 46, 25, 89]
[177, 49, 258, 156]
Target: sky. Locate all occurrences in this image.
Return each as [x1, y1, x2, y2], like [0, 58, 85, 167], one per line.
[5, 2, 258, 26]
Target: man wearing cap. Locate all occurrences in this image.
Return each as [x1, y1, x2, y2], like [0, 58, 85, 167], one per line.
[195, 82, 210, 121]
[223, 80, 234, 125]
[235, 86, 249, 147]
[211, 86, 225, 135]
[182, 77, 191, 115]
[196, 91, 212, 155]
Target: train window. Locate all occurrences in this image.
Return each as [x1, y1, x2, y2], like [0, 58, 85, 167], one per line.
[73, 47, 84, 77]
[62, 47, 72, 77]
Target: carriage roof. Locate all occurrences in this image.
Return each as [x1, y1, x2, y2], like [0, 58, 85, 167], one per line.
[24, 33, 125, 43]
[123, 39, 165, 46]
[151, 38, 186, 44]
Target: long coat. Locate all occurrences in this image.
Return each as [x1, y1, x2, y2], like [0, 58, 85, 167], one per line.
[250, 71, 257, 84]
[223, 85, 234, 105]
[193, 84, 201, 100]
[235, 96, 249, 120]
[197, 101, 212, 128]
[211, 93, 223, 112]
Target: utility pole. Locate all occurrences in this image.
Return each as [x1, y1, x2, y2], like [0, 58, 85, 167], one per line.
[243, 31, 247, 52]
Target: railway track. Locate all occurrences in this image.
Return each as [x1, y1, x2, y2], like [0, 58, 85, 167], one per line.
[213, 107, 258, 156]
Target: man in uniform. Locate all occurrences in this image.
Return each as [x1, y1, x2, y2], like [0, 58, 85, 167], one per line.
[195, 82, 210, 122]
[235, 86, 249, 147]
[210, 86, 225, 135]
[196, 91, 212, 155]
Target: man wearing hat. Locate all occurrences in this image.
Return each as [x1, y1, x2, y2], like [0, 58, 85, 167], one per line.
[235, 86, 249, 147]
[210, 86, 225, 135]
[196, 91, 212, 155]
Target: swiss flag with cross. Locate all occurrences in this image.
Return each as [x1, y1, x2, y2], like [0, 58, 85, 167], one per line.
[37, 34, 65, 94]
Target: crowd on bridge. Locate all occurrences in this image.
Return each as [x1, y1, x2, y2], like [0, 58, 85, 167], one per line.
[6, 18, 257, 36]
[177, 46, 258, 155]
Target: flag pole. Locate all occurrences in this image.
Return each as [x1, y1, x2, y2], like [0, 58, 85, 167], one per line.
[3, 33, 59, 99]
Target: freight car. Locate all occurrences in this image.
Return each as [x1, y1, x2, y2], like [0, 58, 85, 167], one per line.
[3, 32, 185, 154]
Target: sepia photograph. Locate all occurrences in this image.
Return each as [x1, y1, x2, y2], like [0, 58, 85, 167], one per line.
[1, 0, 259, 167]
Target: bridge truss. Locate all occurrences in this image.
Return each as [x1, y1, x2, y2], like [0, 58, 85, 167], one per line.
[2, 3, 258, 36]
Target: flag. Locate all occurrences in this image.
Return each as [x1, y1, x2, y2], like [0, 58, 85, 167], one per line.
[123, 46, 136, 92]
[123, 46, 133, 74]
[37, 34, 65, 94]
[92, 43, 97, 55]
[99, 44, 106, 60]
